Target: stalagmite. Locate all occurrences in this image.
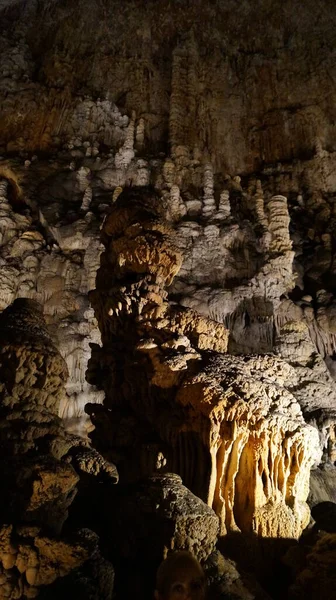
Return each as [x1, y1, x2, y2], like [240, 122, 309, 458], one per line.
[89, 187, 320, 542]
[80, 185, 92, 211]
[267, 195, 292, 253]
[216, 189, 231, 220]
[254, 182, 268, 228]
[0, 298, 117, 597]
[170, 184, 187, 220]
[136, 117, 145, 149]
[115, 112, 135, 169]
[202, 163, 216, 219]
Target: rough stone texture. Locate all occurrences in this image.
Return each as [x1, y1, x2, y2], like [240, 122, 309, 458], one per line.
[204, 550, 272, 600]
[0, 175, 104, 436]
[1, 0, 336, 595]
[109, 473, 219, 563]
[0, 298, 117, 597]
[309, 466, 336, 507]
[1, 1, 336, 170]
[176, 353, 320, 538]
[72, 473, 220, 600]
[0, 526, 114, 600]
[89, 188, 320, 542]
[0, 0, 336, 447]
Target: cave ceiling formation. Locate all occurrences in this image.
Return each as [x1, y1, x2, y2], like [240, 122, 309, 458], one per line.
[1, 0, 336, 598]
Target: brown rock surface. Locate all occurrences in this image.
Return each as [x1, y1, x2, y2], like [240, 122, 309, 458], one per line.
[0, 298, 117, 597]
[1, 1, 336, 596]
[89, 188, 320, 543]
[109, 473, 219, 564]
[0, 0, 336, 443]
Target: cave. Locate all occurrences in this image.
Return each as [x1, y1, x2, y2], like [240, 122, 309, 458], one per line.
[0, 1, 336, 598]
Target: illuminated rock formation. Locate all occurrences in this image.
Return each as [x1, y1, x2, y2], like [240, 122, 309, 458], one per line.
[1, 0, 336, 596]
[89, 187, 320, 541]
[0, 173, 104, 435]
[0, 525, 113, 600]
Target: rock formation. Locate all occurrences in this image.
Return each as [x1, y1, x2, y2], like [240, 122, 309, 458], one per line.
[0, 0, 336, 443]
[0, 173, 104, 436]
[0, 298, 117, 598]
[1, 0, 336, 596]
[88, 187, 321, 542]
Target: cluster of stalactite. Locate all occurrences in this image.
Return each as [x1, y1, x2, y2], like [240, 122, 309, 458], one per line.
[88, 186, 320, 542]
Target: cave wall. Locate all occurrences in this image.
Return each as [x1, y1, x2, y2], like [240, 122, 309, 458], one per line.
[0, 1, 336, 597]
[0, 0, 336, 454]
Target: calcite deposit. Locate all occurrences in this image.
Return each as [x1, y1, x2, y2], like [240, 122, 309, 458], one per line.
[0, 0, 336, 443]
[0, 298, 117, 598]
[0, 173, 104, 435]
[1, 0, 336, 597]
[89, 188, 321, 541]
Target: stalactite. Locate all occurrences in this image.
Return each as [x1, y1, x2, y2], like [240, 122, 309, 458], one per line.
[89, 188, 320, 543]
[169, 36, 198, 161]
[169, 49, 186, 154]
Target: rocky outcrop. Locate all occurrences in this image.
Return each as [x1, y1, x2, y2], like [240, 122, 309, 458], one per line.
[204, 550, 272, 600]
[1, 1, 335, 171]
[309, 466, 336, 507]
[88, 187, 320, 542]
[108, 473, 219, 565]
[0, 298, 117, 598]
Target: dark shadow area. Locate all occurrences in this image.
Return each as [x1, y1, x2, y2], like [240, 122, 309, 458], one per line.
[65, 478, 336, 600]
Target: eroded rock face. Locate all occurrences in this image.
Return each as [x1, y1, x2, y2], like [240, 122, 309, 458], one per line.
[204, 550, 272, 600]
[0, 174, 104, 436]
[89, 187, 320, 542]
[1, 0, 336, 457]
[0, 1, 335, 597]
[0, 298, 117, 598]
[1, 0, 336, 592]
[0, 525, 113, 600]
[109, 473, 219, 564]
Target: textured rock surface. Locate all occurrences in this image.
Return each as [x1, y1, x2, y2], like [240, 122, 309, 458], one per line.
[0, 174, 104, 435]
[309, 466, 336, 507]
[1, 0, 336, 596]
[0, 525, 114, 600]
[0, 298, 117, 597]
[89, 188, 320, 542]
[108, 473, 219, 564]
[204, 550, 272, 600]
[69, 473, 221, 600]
[0, 0, 336, 445]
